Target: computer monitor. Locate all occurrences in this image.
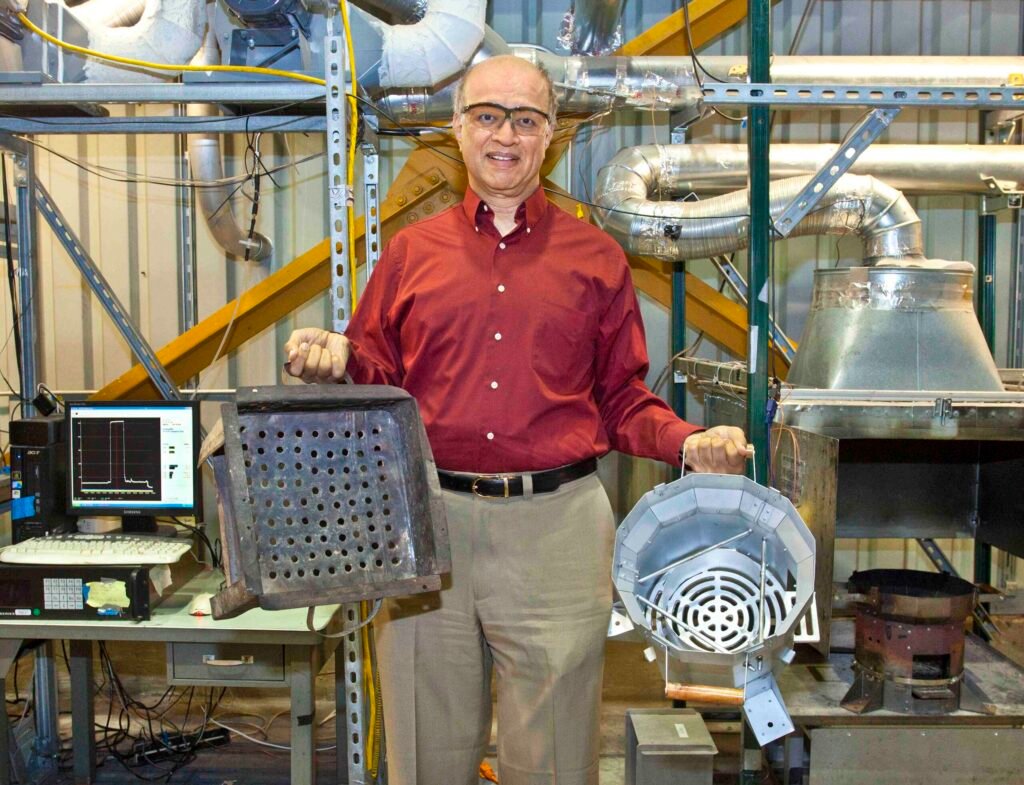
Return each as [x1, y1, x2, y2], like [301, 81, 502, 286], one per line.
[65, 400, 202, 534]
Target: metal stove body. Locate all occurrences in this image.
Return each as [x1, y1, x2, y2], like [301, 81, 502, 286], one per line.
[613, 473, 817, 745]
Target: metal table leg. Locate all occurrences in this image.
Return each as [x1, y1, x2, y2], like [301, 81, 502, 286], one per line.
[69, 640, 95, 784]
[288, 646, 316, 785]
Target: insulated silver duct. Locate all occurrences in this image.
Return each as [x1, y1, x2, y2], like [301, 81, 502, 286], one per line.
[595, 146, 924, 262]
[648, 144, 1024, 195]
[370, 44, 1024, 121]
[187, 17, 272, 262]
[558, 0, 626, 55]
[349, 0, 486, 91]
[349, 0, 426, 24]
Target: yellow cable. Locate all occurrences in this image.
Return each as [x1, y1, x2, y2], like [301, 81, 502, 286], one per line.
[340, 0, 360, 313]
[360, 601, 382, 776]
[17, 13, 327, 86]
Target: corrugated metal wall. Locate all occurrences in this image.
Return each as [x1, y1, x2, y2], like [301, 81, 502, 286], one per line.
[1, 0, 1021, 580]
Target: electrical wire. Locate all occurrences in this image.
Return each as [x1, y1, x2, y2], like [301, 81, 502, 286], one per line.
[17, 13, 327, 87]
[16, 135, 325, 190]
[677, 0, 745, 123]
[340, 0, 360, 314]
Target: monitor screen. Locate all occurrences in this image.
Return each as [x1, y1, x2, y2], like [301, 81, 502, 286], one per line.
[66, 401, 202, 519]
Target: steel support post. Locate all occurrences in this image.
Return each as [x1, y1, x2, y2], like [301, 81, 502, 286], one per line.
[977, 213, 997, 354]
[12, 152, 38, 416]
[672, 263, 687, 420]
[745, 0, 771, 484]
[1013, 214, 1024, 368]
[974, 206, 997, 587]
[362, 144, 381, 279]
[29, 643, 59, 781]
[174, 123, 198, 335]
[325, 16, 366, 784]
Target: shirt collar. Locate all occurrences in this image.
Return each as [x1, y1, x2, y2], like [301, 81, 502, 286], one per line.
[461, 186, 549, 233]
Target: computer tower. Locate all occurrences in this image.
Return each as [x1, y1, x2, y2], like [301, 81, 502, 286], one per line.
[10, 416, 76, 543]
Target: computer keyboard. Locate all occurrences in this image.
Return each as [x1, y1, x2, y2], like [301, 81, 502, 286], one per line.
[0, 533, 193, 566]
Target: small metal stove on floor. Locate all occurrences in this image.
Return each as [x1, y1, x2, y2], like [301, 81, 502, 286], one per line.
[841, 568, 993, 716]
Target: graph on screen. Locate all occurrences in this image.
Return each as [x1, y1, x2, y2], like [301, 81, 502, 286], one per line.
[71, 417, 163, 503]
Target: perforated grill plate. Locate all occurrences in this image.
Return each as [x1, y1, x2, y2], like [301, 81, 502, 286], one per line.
[238, 409, 420, 596]
[648, 552, 790, 654]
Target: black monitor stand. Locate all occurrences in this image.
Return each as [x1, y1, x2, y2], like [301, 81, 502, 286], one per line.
[121, 515, 177, 537]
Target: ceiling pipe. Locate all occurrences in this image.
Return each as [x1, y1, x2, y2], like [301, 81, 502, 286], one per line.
[369, 38, 1024, 121]
[348, 0, 486, 91]
[186, 13, 272, 262]
[558, 0, 626, 55]
[630, 144, 1024, 195]
[77, 0, 205, 82]
[594, 145, 924, 262]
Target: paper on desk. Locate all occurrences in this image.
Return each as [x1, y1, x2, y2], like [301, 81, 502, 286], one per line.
[85, 580, 130, 609]
[149, 564, 173, 595]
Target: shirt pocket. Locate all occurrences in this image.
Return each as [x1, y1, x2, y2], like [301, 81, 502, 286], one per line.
[530, 299, 595, 395]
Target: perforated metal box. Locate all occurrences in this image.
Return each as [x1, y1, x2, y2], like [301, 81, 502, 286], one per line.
[221, 385, 450, 610]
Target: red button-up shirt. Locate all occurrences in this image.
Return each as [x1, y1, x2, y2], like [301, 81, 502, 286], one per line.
[344, 186, 699, 473]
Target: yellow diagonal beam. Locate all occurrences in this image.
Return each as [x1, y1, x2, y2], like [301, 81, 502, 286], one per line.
[98, 157, 784, 401]
[618, 0, 782, 57]
[93, 168, 452, 400]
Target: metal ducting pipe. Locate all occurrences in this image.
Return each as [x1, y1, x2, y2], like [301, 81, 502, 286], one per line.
[71, 0, 146, 28]
[350, 0, 426, 25]
[186, 16, 272, 262]
[559, 0, 626, 55]
[349, 0, 486, 91]
[376, 24, 511, 122]
[595, 146, 924, 262]
[370, 40, 1024, 120]
[78, 0, 205, 82]
[646, 144, 1024, 195]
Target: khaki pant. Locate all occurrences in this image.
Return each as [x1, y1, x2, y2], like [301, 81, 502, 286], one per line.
[376, 473, 615, 785]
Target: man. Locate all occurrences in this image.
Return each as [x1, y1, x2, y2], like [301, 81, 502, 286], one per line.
[285, 55, 749, 785]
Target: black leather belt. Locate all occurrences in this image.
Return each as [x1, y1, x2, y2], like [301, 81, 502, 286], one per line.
[437, 458, 597, 499]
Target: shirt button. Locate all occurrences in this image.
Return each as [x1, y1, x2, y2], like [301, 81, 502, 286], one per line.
[490, 381, 498, 389]
[494, 332, 502, 341]
[475, 226, 479, 233]
[482, 205, 488, 212]
[497, 284, 506, 293]
[486, 432, 494, 440]
[499, 242, 506, 250]
[526, 227, 531, 234]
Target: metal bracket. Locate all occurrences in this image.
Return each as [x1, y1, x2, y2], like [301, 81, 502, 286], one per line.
[702, 82, 1024, 109]
[325, 26, 351, 333]
[361, 143, 380, 278]
[980, 176, 1023, 214]
[33, 182, 180, 400]
[932, 396, 957, 424]
[775, 107, 900, 237]
[710, 256, 796, 363]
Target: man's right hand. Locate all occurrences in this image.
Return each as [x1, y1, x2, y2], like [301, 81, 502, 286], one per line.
[283, 328, 350, 384]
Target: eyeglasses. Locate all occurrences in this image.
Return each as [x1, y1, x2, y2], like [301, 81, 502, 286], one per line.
[461, 102, 551, 136]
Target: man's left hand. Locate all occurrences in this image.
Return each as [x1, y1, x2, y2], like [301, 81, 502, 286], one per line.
[681, 426, 752, 474]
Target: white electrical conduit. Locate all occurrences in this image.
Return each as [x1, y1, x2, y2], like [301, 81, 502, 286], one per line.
[349, 0, 486, 90]
[186, 12, 272, 262]
[634, 144, 1024, 195]
[594, 146, 924, 262]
